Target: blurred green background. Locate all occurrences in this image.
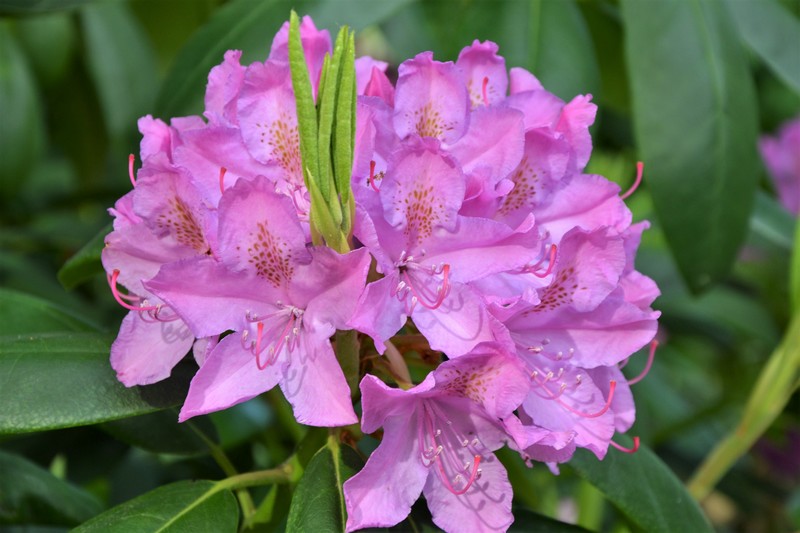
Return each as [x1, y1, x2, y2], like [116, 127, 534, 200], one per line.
[0, 0, 798, 531]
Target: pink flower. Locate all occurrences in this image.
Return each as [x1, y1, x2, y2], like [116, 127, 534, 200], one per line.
[760, 115, 800, 215]
[344, 347, 529, 533]
[144, 177, 369, 425]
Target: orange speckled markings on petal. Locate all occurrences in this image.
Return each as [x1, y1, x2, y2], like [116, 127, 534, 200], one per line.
[443, 364, 501, 403]
[498, 157, 537, 217]
[157, 197, 208, 252]
[401, 184, 446, 246]
[244, 221, 294, 287]
[527, 266, 584, 314]
[411, 102, 454, 139]
[257, 113, 302, 185]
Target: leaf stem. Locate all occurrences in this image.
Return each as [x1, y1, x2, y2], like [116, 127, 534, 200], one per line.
[185, 419, 257, 523]
[687, 313, 800, 500]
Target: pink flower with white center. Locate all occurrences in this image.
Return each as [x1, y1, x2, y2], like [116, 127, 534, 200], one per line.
[344, 346, 529, 533]
[760, 115, 800, 215]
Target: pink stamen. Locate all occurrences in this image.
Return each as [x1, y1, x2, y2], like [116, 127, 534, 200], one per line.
[368, 160, 380, 192]
[481, 77, 490, 107]
[219, 167, 228, 195]
[437, 455, 481, 495]
[620, 161, 644, 200]
[107, 270, 159, 312]
[531, 244, 557, 278]
[535, 378, 617, 419]
[128, 154, 136, 187]
[253, 314, 296, 370]
[610, 436, 640, 454]
[627, 340, 658, 385]
[402, 263, 450, 310]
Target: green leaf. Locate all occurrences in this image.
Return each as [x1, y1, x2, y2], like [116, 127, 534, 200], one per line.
[568, 441, 713, 533]
[57, 223, 109, 289]
[0, 333, 190, 435]
[792, 218, 800, 313]
[286, 437, 363, 532]
[0, 0, 91, 14]
[726, 0, 800, 95]
[527, 0, 600, 100]
[80, 2, 157, 145]
[0, 288, 99, 335]
[750, 190, 795, 252]
[0, 449, 102, 526]
[510, 510, 593, 532]
[73, 480, 238, 533]
[0, 22, 44, 200]
[622, 0, 759, 292]
[101, 410, 217, 456]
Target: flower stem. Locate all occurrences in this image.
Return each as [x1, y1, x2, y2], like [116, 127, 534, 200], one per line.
[687, 313, 800, 500]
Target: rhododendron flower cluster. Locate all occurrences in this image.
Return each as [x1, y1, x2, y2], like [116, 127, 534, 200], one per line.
[102, 15, 659, 533]
[760, 115, 800, 215]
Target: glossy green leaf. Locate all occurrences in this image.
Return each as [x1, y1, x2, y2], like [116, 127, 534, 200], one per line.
[286, 438, 363, 532]
[73, 480, 238, 533]
[0, 449, 102, 526]
[527, 0, 600, 100]
[0, 22, 44, 200]
[510, 510, 592, 532]
[750, 190, 795, 252]
[80, 2, 157, 144]
[568, 441, 713, 533]
[726, 0, 800, 95]
[14, 12, 77, 87]
[0, 288, 98, 335]
[101, 410, 217, 456]
[0, 0, 91, 14]
[0, 333, 190, 434]
[622, 0, 759, 292]
[57, 223, 109, 289]
[792, 218, 800, 313]
[156, 0, 410, 119]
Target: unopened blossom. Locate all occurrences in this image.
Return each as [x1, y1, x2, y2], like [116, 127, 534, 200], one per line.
[760, 115, 800, 215]
[344, 347, 529, 533]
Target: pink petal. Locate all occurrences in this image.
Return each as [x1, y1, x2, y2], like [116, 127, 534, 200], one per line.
[509, 66, 543, 94]
[294, 247, 370, 330]
[393, 52, 470, 144]
[358, 374, 423, 433]
[411, 283, 502, 357]
[217, 176, 311, 276]
[111, 312, 193, 387]
[178, 334, 283, 422]
[535, 173, 632, 242]
[279, 331, 357, 426]
[236, 61, 304, 189]
[556, 94, 597, 172]
[344, 414, 429, 531]
[347, 275, 407, 353]
[423, 450, 513, 533]
[381, 137, 465, 238]
[455, 40, 508, 107]
[204, 50, 245, 127]
[355, 56, 389, 95]
[449, 106, 525, 186]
